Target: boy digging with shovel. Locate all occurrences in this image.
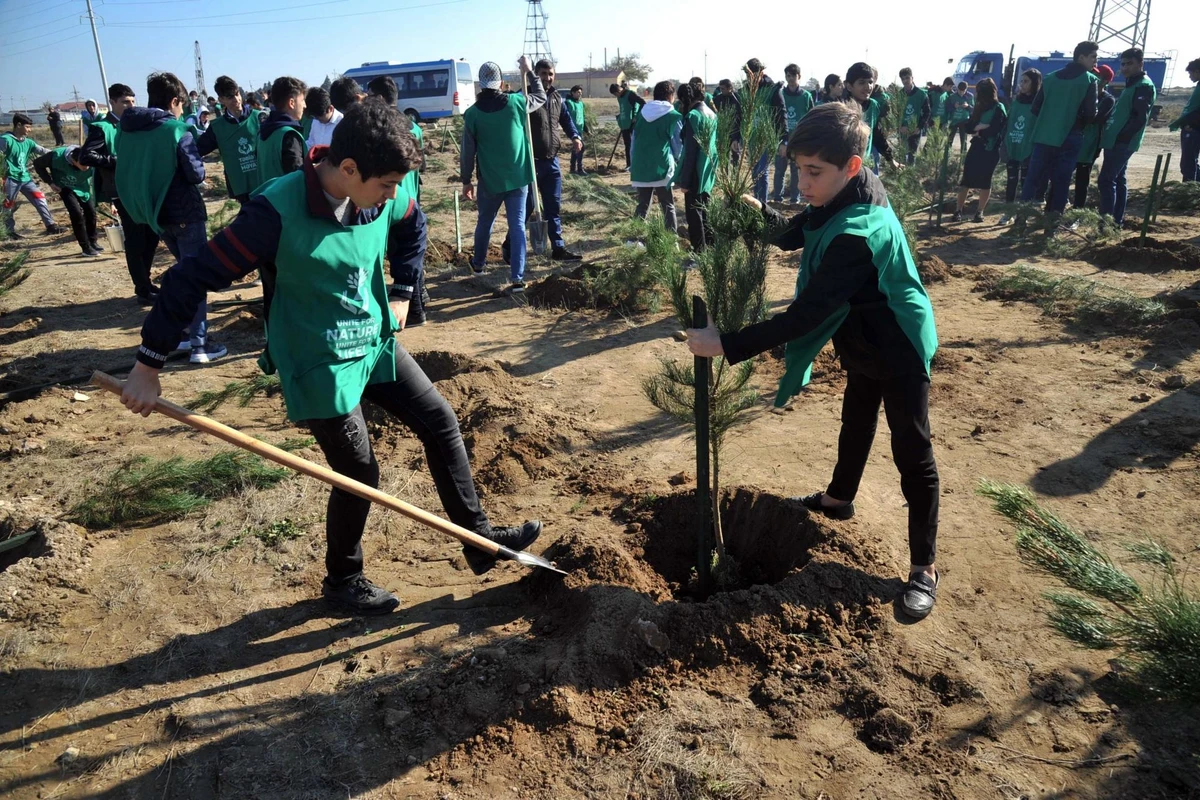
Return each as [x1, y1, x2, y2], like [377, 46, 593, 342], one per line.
[684, 103, 942, 620]
[120, 100, 542, 615]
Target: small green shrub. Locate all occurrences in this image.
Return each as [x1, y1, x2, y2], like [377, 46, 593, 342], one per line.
[984, 265, 1167, 328]
[190, 373, 282, 413]
[0, 251, 32, 297]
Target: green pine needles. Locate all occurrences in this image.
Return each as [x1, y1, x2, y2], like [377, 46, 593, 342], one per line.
[189, 373, 283, 413]
[984, 265, 1167, 328]
[979, 481, 1200, 701]
[70, 452, 290, 529]
[0, 250, 32, 297]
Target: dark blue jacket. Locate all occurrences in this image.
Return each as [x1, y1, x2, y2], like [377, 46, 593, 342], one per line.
[78, 110, 120, 200]
[119, 106, 206, 225]
[137, 151, 427, 368]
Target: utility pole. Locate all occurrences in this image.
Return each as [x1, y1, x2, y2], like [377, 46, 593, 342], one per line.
[21, 96, 28, 112]
[704, 51, 708, 86]
[194, 40, 207, 97]
[84, 0, 110, 109]
[71, 86, 82, 105]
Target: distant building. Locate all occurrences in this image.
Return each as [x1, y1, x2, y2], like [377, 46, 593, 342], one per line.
[1, 100, 104, 126]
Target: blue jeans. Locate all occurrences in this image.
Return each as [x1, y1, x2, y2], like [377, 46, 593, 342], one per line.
[532, 157, 564, 249]
[474, 185, 528, 283]
[3, 178, 55, 231]
[772, 154, 798, 202]
[752, 151, 771, 205]
[160, 221, 209, 347]
[1181, 128, 1199, 182]
[1097, 145, 1134, 224]
[1021, 132, 1084, 213]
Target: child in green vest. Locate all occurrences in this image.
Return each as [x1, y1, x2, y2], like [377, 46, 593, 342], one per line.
[676, 83, 718, 254]
[843, 63, 897, 171]
[257, 76, 308, 188]
[118, 100, 542, 615]
[688, 77, 716, 113]
[81, 83, 154, 300]
[1020, 41, 1099, 213]
[952, 78, 1007, 222]
[197, 76, 265, 205]
[630, 81, 684, 232]
[32, 145, 98, 256]
[117, 71, 224, 364]
[1, 114, 61, 239]
[1097, 48, 1157, 226]
[1072, 65, 1115, 209]
[775, 64, 814, 203]
[462, 58, 546, 294]
[998, 69, 1044, 225]
[1170, 58, 1200, 181]
[898, 68, 931, 166]
[609, 82, 646, 170]
[565, 86, 588, 175]
[684, 102, 942, 621]
[948, 81, 975, 153]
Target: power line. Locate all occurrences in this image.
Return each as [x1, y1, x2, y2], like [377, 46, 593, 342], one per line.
[5, 0, 79, 25]
[3, 21, 85, 49]
[103, 0, 355, 25]
[3, 10, 82, 37]
[0, 30, 90, 59]
[102, 0, 466, 29]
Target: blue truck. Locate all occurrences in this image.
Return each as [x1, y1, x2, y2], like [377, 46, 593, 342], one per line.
[952, 50, 1169, 99]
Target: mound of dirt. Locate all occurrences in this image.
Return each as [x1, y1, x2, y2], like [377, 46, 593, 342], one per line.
[0, 498, 92, 624]
[919, 254, 953, 283]
[527, 270, 593, 311]
[424, 238, 505, 270]
[1085, 237, 1200, 272]
[363, 351, 584, 494]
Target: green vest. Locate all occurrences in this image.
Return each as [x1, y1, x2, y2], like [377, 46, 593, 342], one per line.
[115, 118, 188, 235]
[50, 148, 93, 201]
[463, 93, 531, 194]
[1171, 84, 1200, 131]
[861, 97, 880, 155]
[782, 89, 814, 132]
[1005, 98, 1037, 163]
[564, 98, 586, 133]
[255, 171, 415, 422]
[211, 112, 263, 197]
[1078, 93, 1108, 164]
[902, 88, 928, 127]
[617, 91, 638, 130]
[402, 119, 423, 202]
[630, 108, 683, 184]
[88, 118, 120, 201]
[1032, 69, 1097, 147]
[979, 104, 1007, 152]
[949, 92, 974, 123]
[775, 201, 938, 406]
[1, 133, 38, 183]
[929, 91, 947, 125]
[1102, 75, 1156, 153]
[687, 107, 717, 195]
[256, 125, 305, 188]
[301, 114, 314, 141]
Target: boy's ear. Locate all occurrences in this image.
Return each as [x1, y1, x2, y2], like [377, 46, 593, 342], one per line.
[845, 155, 864, 179]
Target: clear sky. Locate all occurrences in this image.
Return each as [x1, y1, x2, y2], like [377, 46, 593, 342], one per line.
[1, 0, 1195, 110]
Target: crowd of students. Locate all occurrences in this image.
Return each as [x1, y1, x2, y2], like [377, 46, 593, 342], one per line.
[0, 46, 1197, 619]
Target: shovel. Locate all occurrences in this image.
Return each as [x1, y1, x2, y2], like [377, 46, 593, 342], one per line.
[521, 64, 549, 256]
[92, 371, 567, 576]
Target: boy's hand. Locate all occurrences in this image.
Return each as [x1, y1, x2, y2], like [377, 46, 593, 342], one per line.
[572, 137, 583, 153]
[739, 194, 762, 211]
[686, 315, 724, 358]
[463, 182, 476, 201]
[390, 298, 410, 330]
[122, 361, 162, 418]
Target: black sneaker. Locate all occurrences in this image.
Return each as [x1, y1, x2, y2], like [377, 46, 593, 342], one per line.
[406, 310, 427, 327]
[89, 240, 105, 253]
[899, 570, 938, 620]
[972, 213, 984, 223]
[136, 292, 157, 307]
[950, 211, 963, 223]
[322, 574, 400, 615]
[793, 492, 855, 520]
[551, 247, 582, 261]
[471, 262, 486, 276]
[81, 248, 101, 258]
[45, 224, 64, 235]
[505, 282, 526, 295]
[7, 230, 24, 240]
[464, 520, 542, 575]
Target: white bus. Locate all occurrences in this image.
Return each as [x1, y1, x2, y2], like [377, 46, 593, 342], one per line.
[342, 59, 475, 122]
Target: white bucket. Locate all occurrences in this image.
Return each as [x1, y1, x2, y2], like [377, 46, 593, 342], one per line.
[104, 225, 125, 253]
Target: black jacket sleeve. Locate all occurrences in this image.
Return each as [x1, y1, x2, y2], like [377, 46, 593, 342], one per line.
[1031, 87, 1045, 118]
[1179, 106, 1200, 129]
[32, 152, 55, 187]
[678, 117, 699, 193]
[721, 233, 875, 365]
[1076, 80, 1098, 127]
[195, 125, 219, 158]
[78, 124, 116, 170]
[1116, 84, 1154, 144]
[764, 203, 809, 251]
[386, 202, 428, 299]
[137, 199, 280, 367]
[872, 120, 894, 161]
[281, 131, 306, 175]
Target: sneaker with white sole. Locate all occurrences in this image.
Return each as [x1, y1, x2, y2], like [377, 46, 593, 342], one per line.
[190, 342, 228, 364]
[174, 338, 192, 352]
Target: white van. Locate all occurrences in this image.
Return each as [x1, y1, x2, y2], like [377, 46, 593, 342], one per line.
[342, 59, 475, 122]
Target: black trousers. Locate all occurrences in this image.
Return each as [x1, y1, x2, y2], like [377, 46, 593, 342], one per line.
[684, 191, 712, 253]
[50, 125, 64, 146]
[114, 197, 159, 296]
[1005, 160, 1049, 205]
[60, 191, 97, 252]
[1072, 161, 1094, 209]
[305, 345, 490, 581]
[621, 128, 633, 168]
[826, 371, 939, 566]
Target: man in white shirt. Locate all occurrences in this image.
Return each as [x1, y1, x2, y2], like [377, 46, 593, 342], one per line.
[305, 87, 343, 148]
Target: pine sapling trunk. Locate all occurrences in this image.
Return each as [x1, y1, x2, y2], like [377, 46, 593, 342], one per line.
[711, 439, 725, 561]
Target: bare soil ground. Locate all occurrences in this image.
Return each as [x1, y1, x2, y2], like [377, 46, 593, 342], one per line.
[1, 125, 1199, 799]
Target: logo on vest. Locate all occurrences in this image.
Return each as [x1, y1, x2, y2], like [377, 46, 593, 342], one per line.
[340, 269, 371, 316]
[237, 137, 253, 156]
[905, 104, 915, 118]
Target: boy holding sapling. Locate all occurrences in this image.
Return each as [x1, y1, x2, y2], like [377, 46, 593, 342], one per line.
[119, 100, 542, 615]
[683, 103, 942, 620]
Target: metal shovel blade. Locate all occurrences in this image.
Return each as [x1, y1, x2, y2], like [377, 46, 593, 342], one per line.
[528, 217, 549, 256]
[498, 545, 568, 575]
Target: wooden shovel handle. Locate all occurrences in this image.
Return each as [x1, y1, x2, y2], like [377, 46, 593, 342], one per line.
[90, 371, 503, 558]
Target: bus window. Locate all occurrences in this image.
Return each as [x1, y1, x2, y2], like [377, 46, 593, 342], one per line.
[396, 69, 452, 98]
[974, 59, 994, 75]
[456, 62, 473, 82]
